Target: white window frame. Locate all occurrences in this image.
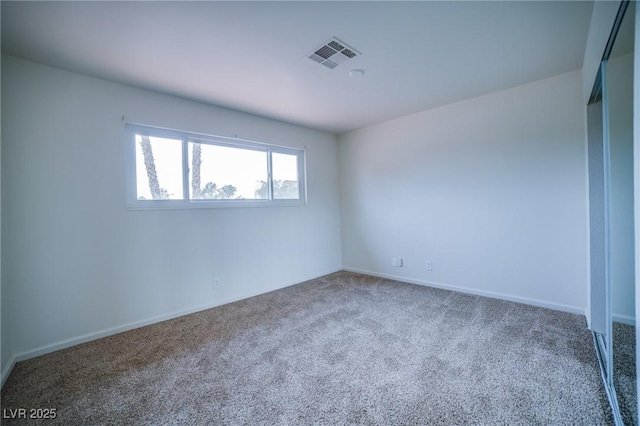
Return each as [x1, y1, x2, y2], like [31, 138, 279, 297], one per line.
[125, 123, 307, 209]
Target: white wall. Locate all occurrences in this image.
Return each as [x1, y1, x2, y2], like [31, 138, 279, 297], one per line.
[1, 55, 342, 360]
[339, 70, 588, 313]
[608, 53, 635, 324]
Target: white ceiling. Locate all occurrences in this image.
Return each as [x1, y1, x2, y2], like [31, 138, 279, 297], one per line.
[2, 1, 594, 134]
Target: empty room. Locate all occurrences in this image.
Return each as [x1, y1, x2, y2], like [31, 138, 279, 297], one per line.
[1, 1, 638, 424]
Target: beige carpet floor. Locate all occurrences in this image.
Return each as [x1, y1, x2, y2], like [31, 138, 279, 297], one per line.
[614, 321, 637, 426]
[1, 271, 612, 425]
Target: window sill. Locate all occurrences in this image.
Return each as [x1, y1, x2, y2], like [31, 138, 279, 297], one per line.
[126, 199, 306, 211]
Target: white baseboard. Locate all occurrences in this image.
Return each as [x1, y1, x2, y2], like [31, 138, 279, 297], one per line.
[343, 267, 586, 317]
[613, 313, 635, 325]
[1, 355, 16, 389]
[11, 267, 343, 364]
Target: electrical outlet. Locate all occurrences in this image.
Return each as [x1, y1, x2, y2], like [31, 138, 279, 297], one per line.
[392, 257, 398, 267]
[425, 261, 433, 271]
[213, 278, 221, 289]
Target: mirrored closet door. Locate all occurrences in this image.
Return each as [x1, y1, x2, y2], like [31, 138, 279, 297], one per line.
[609, 2, 636, 423]
[588, 1, 637, 425]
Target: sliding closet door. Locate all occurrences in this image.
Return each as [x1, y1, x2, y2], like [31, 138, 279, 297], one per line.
[607, 2, 636, 422]
[588, 3, 637, 424]
[635, 0, 640, 420]
[589, 94, 608, 338]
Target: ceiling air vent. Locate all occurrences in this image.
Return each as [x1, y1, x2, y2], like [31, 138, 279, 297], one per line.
[308, 37, 361, 69]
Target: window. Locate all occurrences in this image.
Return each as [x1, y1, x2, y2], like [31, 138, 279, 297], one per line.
[135, 135, 183, 200]
[126, 124, 306, 208]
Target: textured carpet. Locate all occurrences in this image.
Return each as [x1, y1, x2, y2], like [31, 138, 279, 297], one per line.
[1, 272, 612, 425]
[614, 321, 637, 426]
